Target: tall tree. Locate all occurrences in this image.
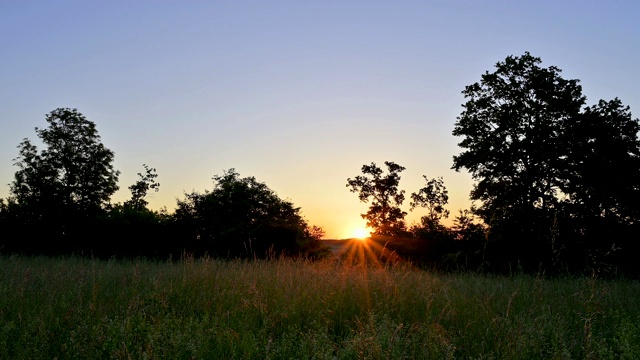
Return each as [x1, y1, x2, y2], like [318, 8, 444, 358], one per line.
[452, 52, 640, 274]
[562, 98, 640, 272]
[452, 52, 585, 221]
[451, 52, 586, 270]
[346, 161, 407, 236]
[10, 108, 119, 246]
[564, 98, 640, 224]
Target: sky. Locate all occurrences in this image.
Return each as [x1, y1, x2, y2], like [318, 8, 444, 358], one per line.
[1, 1, 639, 239]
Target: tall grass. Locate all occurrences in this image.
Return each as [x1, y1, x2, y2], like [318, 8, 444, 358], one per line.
[0, 255, 638, 359]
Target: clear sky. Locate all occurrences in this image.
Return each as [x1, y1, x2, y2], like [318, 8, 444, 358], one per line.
[1, 1, 638, 238]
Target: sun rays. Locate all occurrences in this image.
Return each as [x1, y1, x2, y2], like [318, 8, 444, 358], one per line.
[327, 236, 407, 314]
[336, 236, 403, 269]
[349, 227, 371, 240]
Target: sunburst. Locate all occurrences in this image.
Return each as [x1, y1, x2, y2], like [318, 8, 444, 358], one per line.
[351, 227, 370, 240]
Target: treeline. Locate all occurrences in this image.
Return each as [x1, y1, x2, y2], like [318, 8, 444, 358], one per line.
[347, 52, 640, 277]
[2, 52, 640, 277]
[0, 108, 327, 259]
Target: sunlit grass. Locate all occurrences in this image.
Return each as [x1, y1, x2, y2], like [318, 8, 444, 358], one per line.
[0, 255, 639, 359]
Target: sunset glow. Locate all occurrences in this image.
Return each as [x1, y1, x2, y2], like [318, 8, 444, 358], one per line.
[0, 2, 637, 240]
[350, 227, 371, 239]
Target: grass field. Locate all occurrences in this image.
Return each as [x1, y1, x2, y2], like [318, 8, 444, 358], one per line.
[1, 246, 639, 359]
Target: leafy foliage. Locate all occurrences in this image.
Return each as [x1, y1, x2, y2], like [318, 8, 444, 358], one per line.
[1, 109, 325, 259]
[407, 176, 454, 264]
[452, 52, 640, 274]
[91, 165, 178, 258]
[5, 108, 120, 253]
[410, 175, 450, 230]
[560, 98, 640, 273]
[175, 169, 323, 258]
[346, 161, 408, 236]
[563, 98, 640, 222]
[452, 52, 584, 218]
[124, 164, 160, 210]
[11, 108, 120, 215]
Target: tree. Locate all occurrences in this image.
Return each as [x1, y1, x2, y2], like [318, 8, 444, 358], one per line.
[451, 52, 640, 274]
[124, 164, 160, 210]
[9, 108, 120, 250]
[175, 169, 320, 258]
[448, 209, 485, 244]
[97, 164, 167, 258]
[346, 161, 407, 236]
[451, 53, 587, 269]
[562, 98, 640, 273]
[564, 98, 640, 225]
[452, 52, 585, 220]
[410, 175, 450, 230]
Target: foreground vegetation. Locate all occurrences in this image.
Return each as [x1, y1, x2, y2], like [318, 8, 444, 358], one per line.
[1, 254, 639, 359]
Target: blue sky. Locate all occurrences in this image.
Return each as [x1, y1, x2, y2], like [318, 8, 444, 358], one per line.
[1, 1, 639, 238]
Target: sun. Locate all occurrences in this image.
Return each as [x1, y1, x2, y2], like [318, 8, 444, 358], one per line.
[351, 227, 371, 240]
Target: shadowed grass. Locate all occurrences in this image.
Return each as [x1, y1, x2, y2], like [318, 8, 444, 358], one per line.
[0, 255, 638, 359]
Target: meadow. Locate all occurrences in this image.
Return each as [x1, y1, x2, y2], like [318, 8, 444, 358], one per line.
[1, 249, 639, 359]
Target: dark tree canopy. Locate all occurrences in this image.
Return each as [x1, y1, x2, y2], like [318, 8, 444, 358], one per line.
[1, 112, 327, 258]
[452, 52, 640, 274]
[175, 169, 318, 258]
[452, 52, 585, 219]
[410, 175, 450, 229]
[563, 98, 640, 224]
[11, 108, 120, 215]
[346, 161, 407, 236]
[561, 98, 640, 273]
[125, 164, 160, 210]
[6, 108, 120, 252]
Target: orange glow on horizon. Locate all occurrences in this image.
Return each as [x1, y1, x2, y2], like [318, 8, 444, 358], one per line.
[350, 227, 371, 240]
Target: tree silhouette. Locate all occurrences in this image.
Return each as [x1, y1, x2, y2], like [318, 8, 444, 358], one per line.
[451, 52, 587, 270]
[175, 169, 319, 257]
[97, 164, 169, 258]
[410, 175, 450, 230]
[9, 108, 120, 252]
[346, 161, 407, 236]
[124, 164, 160, 210]
[12, 108, 119, 214]
[561, 98, 640, 272]
[452, 52, 584, 221]
[563, 98, 640, 224]
[452, 52, 640, 274]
